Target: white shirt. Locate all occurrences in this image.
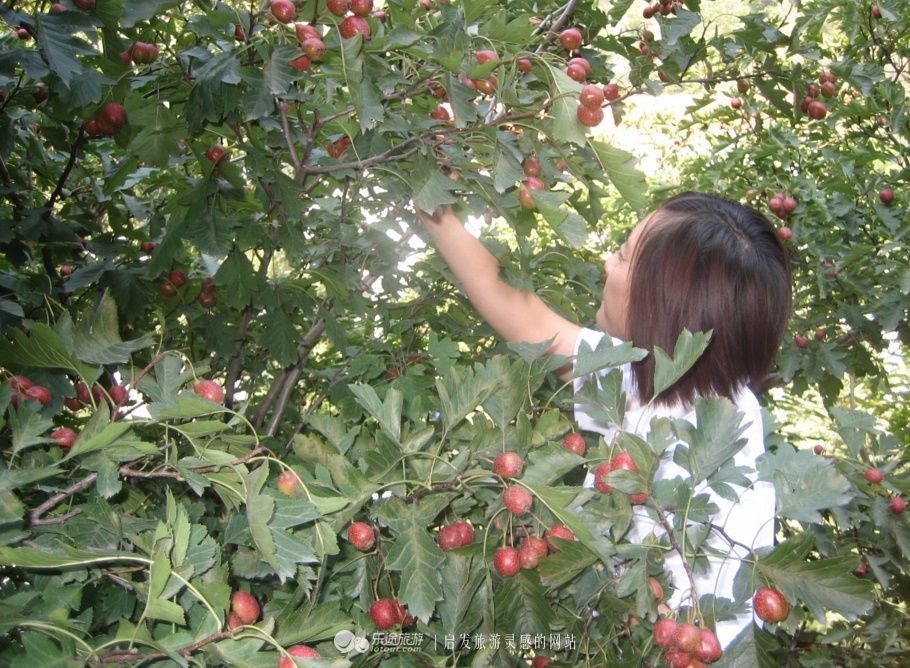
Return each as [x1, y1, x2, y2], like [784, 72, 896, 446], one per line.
[573, 328, 773, 647]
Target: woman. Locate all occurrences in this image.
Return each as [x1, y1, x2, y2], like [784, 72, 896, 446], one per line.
[418, 192, 792, 647]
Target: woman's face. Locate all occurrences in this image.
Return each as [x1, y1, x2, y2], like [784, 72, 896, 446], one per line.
[595, 215, 653, 339]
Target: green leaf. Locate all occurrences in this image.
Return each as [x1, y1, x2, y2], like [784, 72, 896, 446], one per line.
[829, 407, 878, 458]
[35, 14, 95, 88]
[673, 397, 748, 486]
[245, 466, 279, 575]
[757, 448, 854, 523]
[412, 166, 458, 213]
[492, 146, 524, 194]
[714, 623, 779, 668]
[121, 0, 182, 27]
[0, 323, 97, 380]
[537, 537, 598, 588]
[522, 444, 585, 486]
[652, 329, 712, 398]
[589, 142, 651, 211]
[434, 365, 499, 432]
[61, 421, 133, 461]
[573, 335, 648, 378]
[8, 402, 53, 454]
[349, 383, 402, 444]
[59, 292, 154, 365]
[545, 64, 586, 146]
[382, 515, 445, 622]
[756, 534, 874, 622]
[259, 310, 299, 366]
[493, 571, 555, 637]
[438, 553, 486, 637]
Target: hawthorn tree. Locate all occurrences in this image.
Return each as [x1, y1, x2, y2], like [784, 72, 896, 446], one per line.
[0, 0, 908, 666]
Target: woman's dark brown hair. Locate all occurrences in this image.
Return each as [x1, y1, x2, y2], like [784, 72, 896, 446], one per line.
[626, 192, 792, 406]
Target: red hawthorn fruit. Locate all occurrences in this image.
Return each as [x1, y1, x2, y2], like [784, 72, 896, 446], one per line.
[653, 618, 677, 648]
[289, 54, 311, 71]
[807, 83, 821, 98]
[205, 145, 227, 165]
[60, 265, 74, 276]
[580, 84, 605, 109]
[807, 100, 827, 120]
[25, 385, 53, 405]
[234, 24, 246, 42]
[438, 524, 462, 551]
[517, 57, 532, 73]
[348, 521, 375, 551]
[475, 49, 498, 64]
[231, 591, 261, 625]
[473, 75, 497, 94]
[50, 427, 77, 449]
[370, 598, 401, 629]
[854, 561, 869, 577]
[648, 576, 664, 601]
[168, 270, 187, 288]
[327, 136, 351, 158]
[227, 611, 243, 630]
[16, 27, 30, 40]
[373, 10, 387, 21]
[140, 241, 157, 253]
[351, 0, 373, 16]
[558, 27, 583, 51]
[821, 80, 836, 97]
[864, 468, 884, 484]
[276, 469, 301, 495]
[568, 57, 592, 74]
[519, 536, 549, 570]
[64, 397, 82, 411]
[339, 15, 371, 40]
[493, 451, 524, 478]
[519, 177, 544, 209]
[301, 37, 326, 61]
[730, 97, 743, 109]
[33, 84, 48, 104]
[782, 195, 798, 214]
[452, 520, 474, 546]
[523, 156, 542, 178]
[194, 379, 225, 403]
[576, 104, 604, 127]
[555, 158, 568, 171]
[603, 83, 620, 102]
[429, 82, 447, 98]
[890, 496, 906, 514]
[562, 432, 586, 456]
[753, 587, 789, 623]
[100, 102, 127, 131]
[871, 5, 882, 19]
[879, 188, 894, 205]
[109, 384, 129, 405]
[565, 62, 587, 82]
[814, 328, 827, 342]
[737, 78, 751, 93]
[594, 461, 613, 493]
[813, 444, 824, 455]
[74, 0, 95, 8]
[799, 96, 813, 114]
[50, 3, 67, 13]
[119, 50, 133, 66]
[672, 622, 701, 654]
[278, 646, 320, 668]
[502, 485, 533, 515]
[158, 278, 177, 297]
[296, 23, 320, 42]
[198, 290, 217, 308]
[83, 119, 102, 137]
[130, 41, 159, 64]
[531, 657, 550, 668]
[10, 376, 33, 394]
[696, 627, 723, 663]
[326, 0, 350, 16]
[493, 546, 521, 577]
[544, 523, 576, 550]
[429, 105, 450, 121]
[664, 651, 693, 668]
[270, 0, 296, 23]
[75, 381, 91, 404]
[794, 334, 808, 349]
